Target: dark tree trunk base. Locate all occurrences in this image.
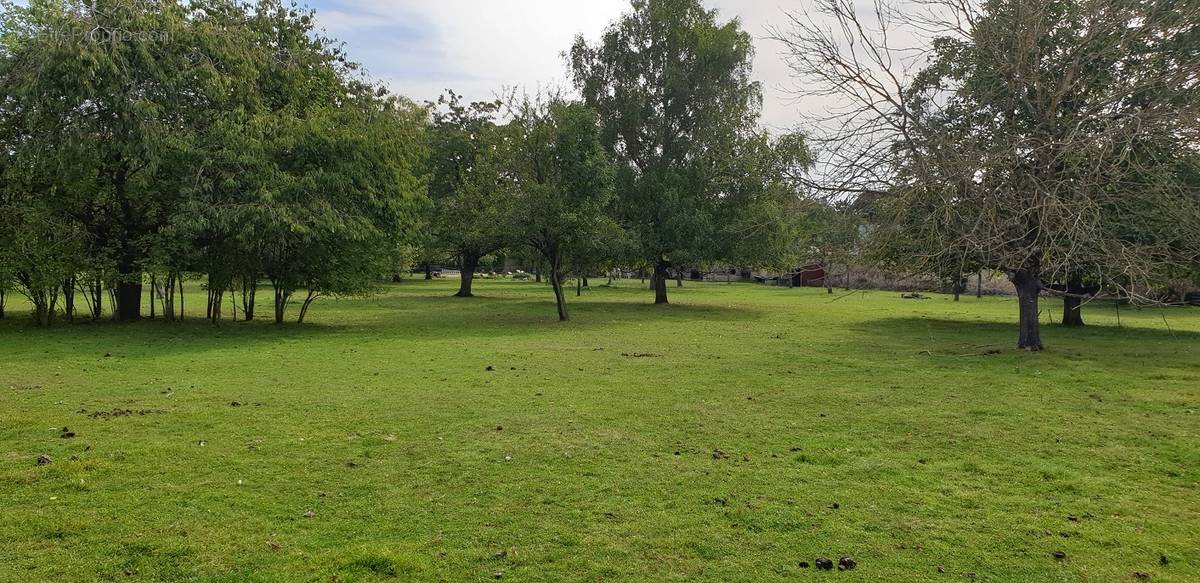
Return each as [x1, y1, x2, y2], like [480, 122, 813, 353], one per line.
[456, 252, 479, 298]
[551, 271, 569, 321]
[1011, 267, 1044, 351]
[1060, 277, 1089, 327]
[1062, 296, 1085, 327]
[116, 279, 142, 321]
[653, 260, 670, 305]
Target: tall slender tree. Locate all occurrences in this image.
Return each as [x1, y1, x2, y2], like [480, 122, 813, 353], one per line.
[507, 96, 615, 321]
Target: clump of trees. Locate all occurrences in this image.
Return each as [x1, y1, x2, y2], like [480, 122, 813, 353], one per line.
[5, 0, 1193, 345]
[0, 0, 428, 325]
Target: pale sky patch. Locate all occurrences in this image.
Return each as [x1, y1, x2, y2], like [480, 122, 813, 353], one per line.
[308, 0, 822, 132]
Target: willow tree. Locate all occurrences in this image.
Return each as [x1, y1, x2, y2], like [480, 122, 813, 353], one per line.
[569, 0, 763, 304]
[777, 0, 1200, 350]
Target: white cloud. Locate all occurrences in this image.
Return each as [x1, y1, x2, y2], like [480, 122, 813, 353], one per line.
[313, 0, 901, 131]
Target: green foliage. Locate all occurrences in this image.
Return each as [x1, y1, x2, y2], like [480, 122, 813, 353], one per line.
[506, 95, 616, 319]
[425, 91, 510, 261]
[570, 0, 766, 300]
[0, 0, 429, 324]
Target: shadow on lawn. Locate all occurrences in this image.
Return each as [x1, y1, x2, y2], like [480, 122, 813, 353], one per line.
[0, 313, 349, 366]
[0, 283, 762, 362]
[851, 315, 1200, 366]
[366, 291, 764, 339]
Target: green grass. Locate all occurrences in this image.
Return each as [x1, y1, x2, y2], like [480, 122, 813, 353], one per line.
[2, 279, 1198, 582]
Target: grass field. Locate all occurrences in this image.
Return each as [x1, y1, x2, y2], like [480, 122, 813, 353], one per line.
[1, 279, 1198, 582]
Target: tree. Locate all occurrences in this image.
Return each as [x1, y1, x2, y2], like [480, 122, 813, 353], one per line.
[427, 91, 511, 298]
[507, 96, 615, 320]
[718, 131, 814, 283]
[0, 0, 224, 320]
[570, 0, 763, 305]
[776, 0, 1200, 350]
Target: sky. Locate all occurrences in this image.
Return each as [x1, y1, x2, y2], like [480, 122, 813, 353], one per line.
[306, 0, 811, 132]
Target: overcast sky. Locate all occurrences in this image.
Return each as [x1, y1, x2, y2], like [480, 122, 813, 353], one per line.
[307, 0, 810, 132]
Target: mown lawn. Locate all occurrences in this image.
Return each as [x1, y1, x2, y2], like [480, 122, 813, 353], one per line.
[1, 279, 1198, 582]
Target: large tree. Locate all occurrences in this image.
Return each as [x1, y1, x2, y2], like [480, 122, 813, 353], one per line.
[426, 91, 512, 298]
[777, 0, 1200, 350]
[569, 0, 763, 304]
[0, 0, 216, 320]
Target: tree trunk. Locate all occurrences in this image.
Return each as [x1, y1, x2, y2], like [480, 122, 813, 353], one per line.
[272, 283, 291, 324]
[115, 264, 142, 321]
[1010, 266, 1044, 351]
[676, 272, 683, 287]
[825, 263, 833, 294]
[550, 269, 569, 321]
[582, 277, 589, 288]
[240, 275, 257, 321]
[62, 276, 76, 322]
[89, 278, 103, 320]
[456, 252, 479, 297]
[159, 273, 176, 322]
[576, 276, 582, 297]
[27, 286, 58, 327]
[0, 288, 5, 319]
[297, 290, 318, 323]
[653, 259, 670, 305]
[178, 276, 185, 321]
[148, 274, 156, 319]
[976, 270, 984, 298]
[1062, 276, 1086, 327]
[206, 276, 224, 323]
[424, 262, 433, 280]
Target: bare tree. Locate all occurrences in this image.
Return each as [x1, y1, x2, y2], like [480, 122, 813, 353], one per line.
[774, 0, 1200, 350]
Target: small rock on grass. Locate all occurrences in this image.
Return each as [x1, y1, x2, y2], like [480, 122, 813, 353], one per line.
[36, 454, 52, 466]
[1052, 551, 1066, 560]
[798, 561, 810, 568]
[814, 557, 834, 570]
[302, 510, 315, 518]
[712, 449, 727, 459]
[838, 556, 857, 570]
[1134, 572, 1150, 580]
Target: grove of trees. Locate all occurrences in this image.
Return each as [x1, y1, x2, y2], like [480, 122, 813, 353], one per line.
[2, 0, 1198, 348]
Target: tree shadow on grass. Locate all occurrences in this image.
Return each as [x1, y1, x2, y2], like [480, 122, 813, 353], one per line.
[0, 284, 762, 363]
[0, 314, 347, 366]
[848, 315, 1200, 373]
[361, 291, 764, 341]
